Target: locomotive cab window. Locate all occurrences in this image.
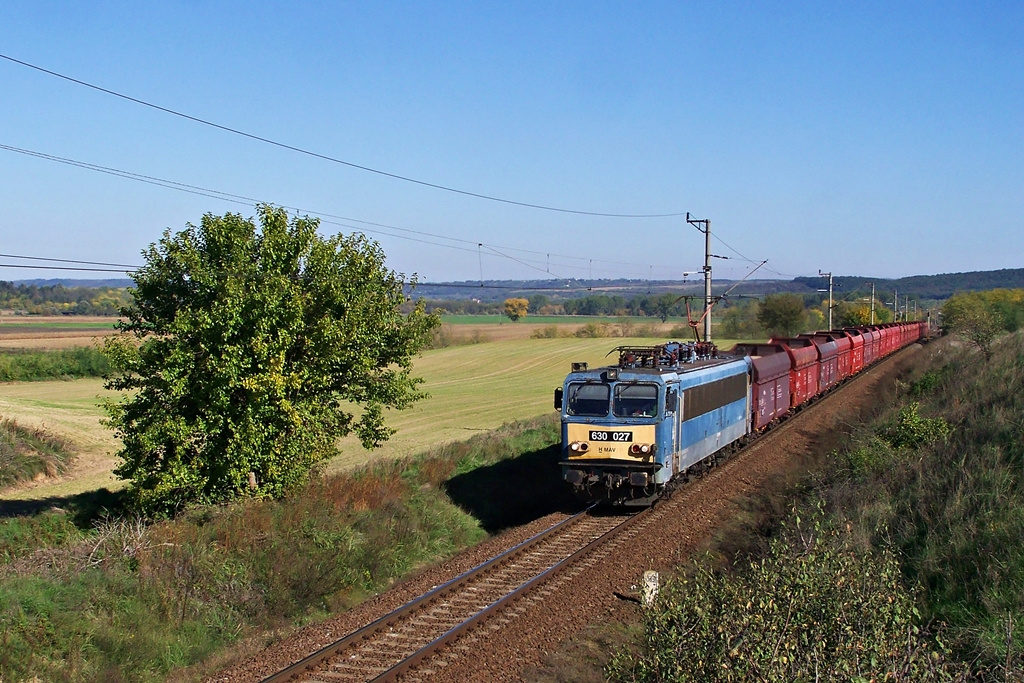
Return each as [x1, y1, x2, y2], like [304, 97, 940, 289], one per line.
[566, 383, 610, 417]
[612, 383, 659, 418]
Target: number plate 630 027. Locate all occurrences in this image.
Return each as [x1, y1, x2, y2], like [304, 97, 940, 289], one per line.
[589, 430, 632, 442]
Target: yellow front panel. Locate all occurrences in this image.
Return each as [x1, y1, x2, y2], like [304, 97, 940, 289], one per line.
[566, 424, 657, 460]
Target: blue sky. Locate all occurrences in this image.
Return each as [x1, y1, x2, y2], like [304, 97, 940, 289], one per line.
[1, 2, 1021, 284]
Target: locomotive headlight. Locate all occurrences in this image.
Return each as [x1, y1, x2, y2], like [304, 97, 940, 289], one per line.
[640, 444, 651, 454]
[570, 442, 580, 451]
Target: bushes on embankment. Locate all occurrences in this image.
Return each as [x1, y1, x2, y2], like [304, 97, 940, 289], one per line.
[0, 416, 563, 682]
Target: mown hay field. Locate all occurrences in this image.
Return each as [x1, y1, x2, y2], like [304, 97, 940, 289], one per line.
[1, 335, 740, 500]
[0, 316, 120, 350]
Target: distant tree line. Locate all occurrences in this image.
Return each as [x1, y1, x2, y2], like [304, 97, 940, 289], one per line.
[0, 281, 132, 315]
[416, 292, 693, 320]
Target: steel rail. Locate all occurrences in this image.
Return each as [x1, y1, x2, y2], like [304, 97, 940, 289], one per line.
[261, 504, 635, 683]
[369, 506, 649, 682]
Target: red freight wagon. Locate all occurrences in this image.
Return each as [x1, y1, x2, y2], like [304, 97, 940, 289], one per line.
[770, 337, 820, 408]
[862, 327, 880, 365]
[839, 328, 865, 374]
[889, 324, 903, 353]
[825, 331, 854, 380]
[799, 333, 840, 391]
[731, 343, 792, 430]
[869, 325, 888, 357]
[885, 324, 900, 354]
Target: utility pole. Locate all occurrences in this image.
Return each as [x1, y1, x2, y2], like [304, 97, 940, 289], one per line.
[870, 282, 876, 324]
[819, 270, 834, 330]
[894, 288, 899, 321]
[687, 212, 713, 342]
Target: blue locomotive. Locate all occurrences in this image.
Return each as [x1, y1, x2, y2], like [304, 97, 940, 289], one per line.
[554, 342, 751, 505]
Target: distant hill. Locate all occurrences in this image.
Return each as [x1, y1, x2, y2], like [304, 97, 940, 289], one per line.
[8, 269, 1024, 307]
[12, 278, 134, 288]
[793, 268, 1024, 301]
[413, 268, 1024, 303]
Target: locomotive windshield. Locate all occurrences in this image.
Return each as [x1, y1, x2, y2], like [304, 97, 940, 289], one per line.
[612, 383, 659, 417]
[566, 382, 610, 416]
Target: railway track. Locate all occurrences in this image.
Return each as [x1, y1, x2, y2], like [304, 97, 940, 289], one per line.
[262, 505, 651, 683]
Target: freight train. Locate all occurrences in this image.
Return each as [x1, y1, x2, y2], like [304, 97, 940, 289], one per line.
[554, 321, 931, 505]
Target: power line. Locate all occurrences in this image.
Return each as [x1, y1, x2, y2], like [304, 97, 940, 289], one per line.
[0, 258, 694, 294]
[0, 143, 688, 281]
[1, 53, 685, 219]
[0, 262, 128, 273]
[0, 252, 137, 269]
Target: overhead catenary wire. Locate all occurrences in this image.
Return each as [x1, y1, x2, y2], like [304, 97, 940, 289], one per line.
[0, 257, 695, 293]
[1, 53, 685, 219]
[0, 143, 692, 281]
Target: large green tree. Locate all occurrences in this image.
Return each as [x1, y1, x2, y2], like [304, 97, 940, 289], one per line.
[756, 293, 807, 338]
[104, 206, 437, 515]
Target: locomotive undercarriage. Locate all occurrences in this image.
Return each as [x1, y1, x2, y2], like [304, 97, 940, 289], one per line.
[560, 460, 663, 506]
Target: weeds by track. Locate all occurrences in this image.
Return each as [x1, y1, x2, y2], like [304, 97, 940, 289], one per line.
[260, 506, 648, 683]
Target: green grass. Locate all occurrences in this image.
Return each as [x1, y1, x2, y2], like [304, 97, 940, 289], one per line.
[0, 416, 565, 682]
[0, 347, 111, 382]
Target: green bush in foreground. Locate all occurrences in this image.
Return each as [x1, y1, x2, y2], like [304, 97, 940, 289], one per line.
[609, 511, 965, 682]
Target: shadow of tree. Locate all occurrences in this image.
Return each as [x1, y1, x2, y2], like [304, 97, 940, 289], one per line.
[0, 487, 125, 527]
[443, 444, 578, 534]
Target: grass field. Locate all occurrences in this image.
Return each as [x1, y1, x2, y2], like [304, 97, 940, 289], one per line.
[0, 335, 742, 500]
[0, 316, 120, 350]
[0, 378, 121, 497]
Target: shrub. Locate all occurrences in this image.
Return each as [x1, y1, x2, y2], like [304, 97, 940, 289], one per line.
[575, 322, 611, 338]
[530, 325, 560, 339]
[668, 324, 694, 339]
[426, 324, 489, 348]
[609, 511, 965, 682]
[883, 402, 951, 449]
